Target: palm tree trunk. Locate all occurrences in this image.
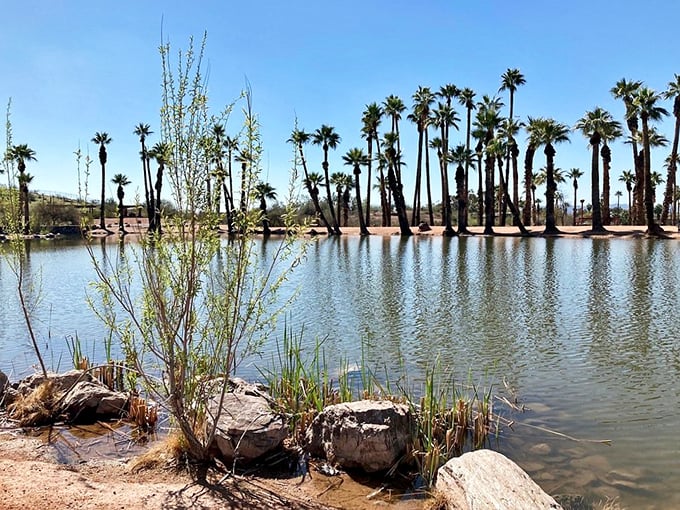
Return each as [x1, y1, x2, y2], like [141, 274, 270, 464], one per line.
[523, 145, 535, 225]
[425, 128, 434, 226]
[590, 133, 605, 232]
[411, 125, 424, 226]
[601, 144, 611, 225]
[299, 143, 332, 235]
[544, 144, 560, 234]
[365, 136, 373, 227]
[642, 118, 663, 235]
[355, 166, 370, 235]
[484, 153, 495, 235]
[661, 114, 679, 224]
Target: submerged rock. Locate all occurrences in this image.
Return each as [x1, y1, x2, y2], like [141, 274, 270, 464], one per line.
[435, 449, 562, 509]
[0, 370, 8, 398]
[208, 392, 287, 464]
[305, 399, 412, 473]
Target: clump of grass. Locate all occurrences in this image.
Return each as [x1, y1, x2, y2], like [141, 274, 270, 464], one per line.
[7, 380, 59, 426]
[260, 330, 504, 487]
[130, 432, 190, 472]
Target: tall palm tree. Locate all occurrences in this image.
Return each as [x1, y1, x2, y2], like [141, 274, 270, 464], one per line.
[611, 78, 644, 223]
[288, 129, 332, 235]
[661, 74, 680, 225]
[498, 117, 523, 225]
[458, 87, 477, 230]
[537, 119, 570, 235]
[474, 99, 503, 231]
[383, 95, 406, 162]
[599, 116, 623, 225]
[92, 131, 112, 232]
[431, 102, 460, 235]
[614, 190, 623, 214]
[342, 147, 371, 235]
[618, 170, 635, 224]
[361, 103, 383, 227]
[499, 69, 526, 225]
[111, 173, 131, 234]
[312, 125, 342, 234]
[330, 172, 347, 229]
[254, 182, 276, 236]
[7, 143, 37, 234]
[566, 168, 584, 225]
[575, 107, 617, 232]
[523, 117, 544, 225]
[409, 86, 435, 226]
[381, 132, 412, 236]
[472, 128, 486, 226]
[148, 142, 170, 234]
[632, 87, 669, 235]
[133, 123, 154, 232]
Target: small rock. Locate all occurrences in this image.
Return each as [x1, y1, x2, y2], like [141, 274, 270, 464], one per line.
[418, 222, 432, 232]
[530, 443, 552, 455]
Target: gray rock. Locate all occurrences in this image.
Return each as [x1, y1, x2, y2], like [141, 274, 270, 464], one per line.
[208, 392, 287, 464]
[305, 400, 412, 473]
[435, 449, 562, 510]
[0, 370, 8, 399]
[18, 370, 93, 395]
[59, 380, 128, 422]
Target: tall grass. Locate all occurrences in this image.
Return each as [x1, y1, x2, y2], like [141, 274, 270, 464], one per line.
[259, 330, 503, 486]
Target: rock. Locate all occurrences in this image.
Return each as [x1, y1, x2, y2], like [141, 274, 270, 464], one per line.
[435, 449, 562, 510]
[418, 222, 432, 232]
[18, 370, 93, 395]
[305, 400, 411, 473]
[59, 380, 128, 422]
[0, 370, 8, 398]
[208, 392, 287, 464]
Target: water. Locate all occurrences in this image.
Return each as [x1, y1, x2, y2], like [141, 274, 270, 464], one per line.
[2, 235, 679, 509]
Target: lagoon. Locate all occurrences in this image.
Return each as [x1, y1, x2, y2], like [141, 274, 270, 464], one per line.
[1, 235, 679, 509]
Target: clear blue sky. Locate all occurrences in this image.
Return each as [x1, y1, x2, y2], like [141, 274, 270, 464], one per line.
[1, 0, 678, 209]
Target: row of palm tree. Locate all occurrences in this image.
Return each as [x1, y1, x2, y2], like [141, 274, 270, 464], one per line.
[291, 71, 680, 237]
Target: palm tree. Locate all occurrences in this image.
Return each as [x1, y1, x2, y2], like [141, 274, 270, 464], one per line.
[288, 129, 332, 235]
[566, 168, 584, 225]
[111, 173, 131, 234]
[223, 136, 238, 225]
[431, 102, 460, 235]
[599, 117, 623, 225]
[537, 119, 570, 234]
[450, 144, 475, 233]
[611, 78, 643, 223]
[614, 190, 623, 217]
[499, 69, 526, 224]
[575, 108, 619, 232]
[133, 123, 154, 232]
[409, 86, 435, 226]
[523, 117, 544, 225]
[618, 170, 635, 224]
[381, 132, 412, 236]
[498, 117, 523, 225]
[632, 87, 669, 235]
[661, 74, 680, 225]
[312, 125, 342, 234]
[458, 87, 477, 230]
[148, 142, 170, 234]
[361, 103, 383, 227]
[254, 182, 276, 236]
[7, 143, 37, 234]
[383, 95, 406, 162]
[474, 98, 503, 231]
[342, 147, 371, 235]
[330, 172, 347, 229]
[91, 131, 112, 232]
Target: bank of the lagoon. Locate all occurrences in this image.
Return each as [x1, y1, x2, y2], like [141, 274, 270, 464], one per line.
[2, 232, 680, 509]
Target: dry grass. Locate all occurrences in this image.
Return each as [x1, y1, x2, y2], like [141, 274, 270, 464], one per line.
[130, 432, 190, 472]
[7, 380, 59, 427]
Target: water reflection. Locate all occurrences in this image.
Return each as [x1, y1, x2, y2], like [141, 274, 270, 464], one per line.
[2, 235, 680, 508]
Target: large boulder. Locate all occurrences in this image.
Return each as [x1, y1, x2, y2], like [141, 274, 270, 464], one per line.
[208, 392, 288, 464]
[59, 380, 128, 422]
[305, 400, 412, 473]
[435, 449, 562, 510]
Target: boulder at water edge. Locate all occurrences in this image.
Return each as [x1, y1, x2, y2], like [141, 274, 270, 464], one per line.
[208, 392, 288, 464]
[59, 380, 129, 422]
[305, 399, 412, 473]
[435, 449, 562, 510]
[0, 370, 8, 399]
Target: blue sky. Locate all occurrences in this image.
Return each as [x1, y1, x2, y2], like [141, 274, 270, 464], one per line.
[1, 0, 679, 210]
